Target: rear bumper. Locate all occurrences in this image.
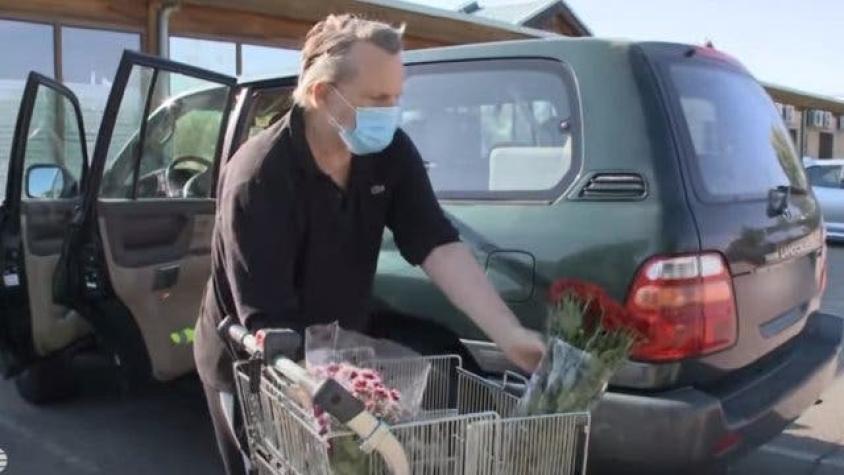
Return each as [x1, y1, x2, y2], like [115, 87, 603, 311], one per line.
[589, 312, 843, 473]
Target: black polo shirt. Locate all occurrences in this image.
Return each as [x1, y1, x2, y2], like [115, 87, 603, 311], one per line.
[193, 105, 460, 391]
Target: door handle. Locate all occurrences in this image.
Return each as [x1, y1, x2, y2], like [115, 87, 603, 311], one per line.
[153, 265, 179, 291]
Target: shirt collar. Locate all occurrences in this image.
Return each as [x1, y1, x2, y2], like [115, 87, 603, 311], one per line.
[286, 104, 380, 184]
[287, 104, 320, 178]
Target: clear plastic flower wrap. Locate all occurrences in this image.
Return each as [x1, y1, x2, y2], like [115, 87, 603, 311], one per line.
[517, 279, 641, 416]
[305, 322, 431, 420]
[517, 337, 613, 415]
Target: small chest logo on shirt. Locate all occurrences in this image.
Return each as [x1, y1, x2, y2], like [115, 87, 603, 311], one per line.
[370, 184, 386, 195]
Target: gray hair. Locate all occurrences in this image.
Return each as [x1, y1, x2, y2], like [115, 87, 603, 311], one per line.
[293, 14, 405, 107]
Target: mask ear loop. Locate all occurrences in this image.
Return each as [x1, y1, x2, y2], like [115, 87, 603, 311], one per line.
[326, 85, 358, 132]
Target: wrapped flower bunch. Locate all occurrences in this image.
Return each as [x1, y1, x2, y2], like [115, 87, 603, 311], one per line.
[518, 278, 642, 415]
[309, 362, 402, 436]
[308, 362, 403, 474]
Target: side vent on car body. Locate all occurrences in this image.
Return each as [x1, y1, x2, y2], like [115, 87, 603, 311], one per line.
[575, 173, 648, 200]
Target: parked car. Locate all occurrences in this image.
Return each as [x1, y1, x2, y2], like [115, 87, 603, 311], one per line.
[804, 157, 844, 241]
[0, 39, 840, 473]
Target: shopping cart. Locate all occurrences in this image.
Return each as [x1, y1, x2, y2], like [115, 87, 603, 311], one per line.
[219, 317, 590, 475]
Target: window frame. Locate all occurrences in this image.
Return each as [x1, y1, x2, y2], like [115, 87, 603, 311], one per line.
[401, 57, 583, 204]
[231, 58, 583, 204]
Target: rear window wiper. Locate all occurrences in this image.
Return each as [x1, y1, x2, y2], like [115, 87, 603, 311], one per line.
[768, 185, 806, 216]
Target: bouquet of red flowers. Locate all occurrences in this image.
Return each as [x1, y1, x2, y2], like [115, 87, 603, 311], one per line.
[518, 279, 641, 415]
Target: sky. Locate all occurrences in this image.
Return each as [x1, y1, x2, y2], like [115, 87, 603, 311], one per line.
[414, 0, 844, 99]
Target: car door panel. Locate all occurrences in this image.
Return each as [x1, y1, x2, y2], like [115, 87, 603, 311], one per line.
[98, 200, 213, 267]
[22, 200, 76, 256]
[69, 51, 235, 381]
[22, 213, 89, 356]
[97, 206, 214, 380]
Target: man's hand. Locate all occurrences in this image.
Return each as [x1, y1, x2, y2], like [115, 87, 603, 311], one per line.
[422, 243, 547, 374]
[499, 327, 545, 374]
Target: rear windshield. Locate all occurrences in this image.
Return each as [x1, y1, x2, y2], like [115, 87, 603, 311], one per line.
[667, 63, 807, 201]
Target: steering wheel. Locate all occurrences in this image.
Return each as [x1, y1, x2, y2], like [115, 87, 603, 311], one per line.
[164, 155, 212, 197]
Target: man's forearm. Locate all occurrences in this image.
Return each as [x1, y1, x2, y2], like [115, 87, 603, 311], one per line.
[421, 242, 522, 344]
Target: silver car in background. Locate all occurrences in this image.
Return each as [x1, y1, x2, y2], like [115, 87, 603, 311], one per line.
[805, 157, 844, 242]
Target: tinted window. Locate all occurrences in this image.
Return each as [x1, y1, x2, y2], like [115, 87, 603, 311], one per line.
[99, 65, 230, 199]
[99, 65, 151, 198]
[806, 165, 842, 188]
[22, 86, 85, 199]
[669, 64, 807, 201]
[401, 59, 578, 199]
[236, 86, 294, 147]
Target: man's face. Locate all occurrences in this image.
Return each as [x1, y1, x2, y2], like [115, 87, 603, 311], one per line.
[324, 41, 404, 130]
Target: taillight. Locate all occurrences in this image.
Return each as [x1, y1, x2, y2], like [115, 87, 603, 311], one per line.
[625, 253, 738, 362]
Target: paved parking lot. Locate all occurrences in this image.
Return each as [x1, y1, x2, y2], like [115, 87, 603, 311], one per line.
[1, 248, 844, 474]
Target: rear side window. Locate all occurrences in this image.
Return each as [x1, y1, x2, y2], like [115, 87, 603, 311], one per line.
[806, 165, 842, 188]
[667, 63, 807, 201]
[401, 59, 580, 201]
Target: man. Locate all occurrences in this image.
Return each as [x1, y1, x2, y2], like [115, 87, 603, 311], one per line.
[193, 14, 544, 474]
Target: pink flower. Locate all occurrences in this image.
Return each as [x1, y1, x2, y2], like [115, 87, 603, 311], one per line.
[307, 362, 402, 439]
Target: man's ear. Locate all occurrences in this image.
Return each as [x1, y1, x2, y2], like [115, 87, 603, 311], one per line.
[310, 82, 332, 109]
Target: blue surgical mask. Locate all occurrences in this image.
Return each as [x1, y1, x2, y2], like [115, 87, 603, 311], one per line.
[328, 87, 400, 155]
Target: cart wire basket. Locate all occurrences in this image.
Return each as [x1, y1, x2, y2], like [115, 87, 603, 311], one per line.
[234, 355, 590, 475]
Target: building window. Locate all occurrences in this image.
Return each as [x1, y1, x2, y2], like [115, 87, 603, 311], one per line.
[0, 19, 55, 197]
[170, 36, 301, 80]
[169, 36, 237, 75]
[62, 26, 141, 155]
[0, 19, 140, 199]
[789, 128, 798, 147]
[169, 36, 237, 94]
[820, 132, 834, 159]
[241, 44, 300, 78]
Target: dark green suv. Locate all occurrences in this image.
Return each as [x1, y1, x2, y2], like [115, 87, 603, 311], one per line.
[1, 38, 840, 472]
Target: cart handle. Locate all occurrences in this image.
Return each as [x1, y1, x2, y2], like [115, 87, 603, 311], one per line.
[217, 316, 411, 475]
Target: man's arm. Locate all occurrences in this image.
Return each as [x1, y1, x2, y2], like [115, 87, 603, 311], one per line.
[421, 242, 544, 373]
[385, 131, 543, 373]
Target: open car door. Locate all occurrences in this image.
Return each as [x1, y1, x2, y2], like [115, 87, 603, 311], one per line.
[0, 73, 92, 402]
[57, 51, 236, 384]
